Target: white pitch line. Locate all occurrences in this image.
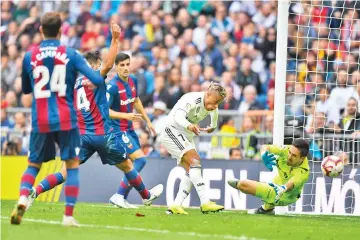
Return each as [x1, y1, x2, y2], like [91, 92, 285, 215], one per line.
[1, 216, 264, 240]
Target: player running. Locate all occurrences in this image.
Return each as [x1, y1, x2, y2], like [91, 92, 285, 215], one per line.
[106, 53, 157, 209]
[228, 139, 310, 214]
[27, 24, 163, 218]
[11, 12, 104, 226]
[160, 83, 226, 214]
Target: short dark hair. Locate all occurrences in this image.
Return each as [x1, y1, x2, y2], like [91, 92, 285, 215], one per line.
[115, 53, 130, 65]
[229, 148, 241, 156]
[292, 139, 309, 157]
[83, 51, 101, 64]
[41, 12, 62, 38]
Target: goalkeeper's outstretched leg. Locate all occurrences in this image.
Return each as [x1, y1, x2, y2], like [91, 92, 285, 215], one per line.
[228, 179, 296, 214]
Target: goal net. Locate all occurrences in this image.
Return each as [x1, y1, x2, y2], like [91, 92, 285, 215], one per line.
[281, 0, 360, 215]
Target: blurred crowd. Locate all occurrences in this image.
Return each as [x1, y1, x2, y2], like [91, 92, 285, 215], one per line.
[1, 0, 360, 161]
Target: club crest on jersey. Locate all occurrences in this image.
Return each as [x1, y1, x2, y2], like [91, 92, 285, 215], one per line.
[132, 87, 135, 92]
[127, 143, 133, 149]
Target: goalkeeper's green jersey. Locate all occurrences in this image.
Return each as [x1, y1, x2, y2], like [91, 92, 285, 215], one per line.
[267, 145, 310, 199]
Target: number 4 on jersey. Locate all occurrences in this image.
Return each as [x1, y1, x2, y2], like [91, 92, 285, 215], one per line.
[76, 87, 90, 111]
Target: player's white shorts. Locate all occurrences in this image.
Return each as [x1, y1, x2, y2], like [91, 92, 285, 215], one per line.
[160, 125, 196, 164]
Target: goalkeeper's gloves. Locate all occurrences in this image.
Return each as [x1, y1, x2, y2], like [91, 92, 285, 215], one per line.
[261, 151, 277, 171]
[269, 183, 287, 204]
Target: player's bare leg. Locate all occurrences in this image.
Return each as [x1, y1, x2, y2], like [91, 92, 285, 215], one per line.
[179, 149, 224, 214]
[110, 158, 163, 208]
[114, 149, 147, 208]
[11, 162, 41, 225]
[228, 179, 275, 215]
[27, 164, 67, 211]
[62, 158, 80, 227]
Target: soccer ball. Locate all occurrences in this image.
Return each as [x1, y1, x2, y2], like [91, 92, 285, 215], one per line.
[321, 155, 344, 177]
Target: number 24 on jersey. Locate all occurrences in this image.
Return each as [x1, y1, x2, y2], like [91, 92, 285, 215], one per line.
[33, 65, 67, 99]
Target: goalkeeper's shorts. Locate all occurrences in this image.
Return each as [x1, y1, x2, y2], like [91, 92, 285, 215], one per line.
[255, 182, 300, 206]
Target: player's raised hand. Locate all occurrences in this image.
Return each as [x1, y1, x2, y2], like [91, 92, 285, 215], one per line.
[199, 126, 215, 133]
[269, 183, 287, 204]
[261, 151, 277, 171]
[146, 121, 157, 137]
[111, 23, 121, 40]
[187, 124, 201, 135]
[128, 113, 143, 122]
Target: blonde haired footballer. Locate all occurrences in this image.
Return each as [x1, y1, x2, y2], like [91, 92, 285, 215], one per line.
[160, 83, 227, 214]
[228, 139, 310, 214]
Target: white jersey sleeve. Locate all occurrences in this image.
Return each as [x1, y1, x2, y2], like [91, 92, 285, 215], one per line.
[209, 108, 219, 129]
[166, 92, 209, 134]
[172, 93, 197, 114]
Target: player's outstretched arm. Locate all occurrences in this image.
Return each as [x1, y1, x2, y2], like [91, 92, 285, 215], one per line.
[284, 180, 295, 191]
[108, 109, 142, 121]
[269, 179, 296, 203]
[106, 84, 143, 121]
[260, 144, 277, 171]
[73, 50, 103, 85]
[199, 126, 216, 133]
[174, 109, 201, 135]
[200, 108, 219, 133]
[261, 151, 276, 171]
[285, 169, 309, 192]
[134, 97, 156, 136]
[100, 23, 121, 77]
[261, 144, 289, 156]
[269, 167, 309, 203]
[260, 144, 289, 171]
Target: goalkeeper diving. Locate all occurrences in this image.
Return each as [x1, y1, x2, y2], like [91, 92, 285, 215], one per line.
[228, 139, 310, 214]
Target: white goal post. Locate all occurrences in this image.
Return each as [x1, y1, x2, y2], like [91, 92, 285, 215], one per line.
[275, 0, 360, 215]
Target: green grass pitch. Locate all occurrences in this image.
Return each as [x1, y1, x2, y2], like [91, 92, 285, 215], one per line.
[1, 200, 360, 240]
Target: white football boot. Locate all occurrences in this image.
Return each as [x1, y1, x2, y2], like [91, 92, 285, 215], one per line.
[142, 184, 164, 206]
[123, 199, 139, 209]
[26, 187, 37, 211]
[109, 194, 129, 208]
[62, 216, 80, 227]
[10, 196, 28, 225]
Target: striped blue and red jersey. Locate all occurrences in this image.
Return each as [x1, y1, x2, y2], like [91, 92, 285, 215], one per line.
[74, 73, 112, 135]
[107, 74, 138, 133]
[21, 39, 103, 133]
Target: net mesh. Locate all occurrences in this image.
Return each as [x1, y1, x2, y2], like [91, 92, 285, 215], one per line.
[284, 0, 360, 214]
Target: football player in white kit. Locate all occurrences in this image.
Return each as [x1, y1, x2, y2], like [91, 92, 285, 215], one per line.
[160, 83, 227, 214]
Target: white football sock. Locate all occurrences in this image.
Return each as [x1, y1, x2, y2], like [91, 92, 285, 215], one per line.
[189, 167, 209, 205]
[173, 173, 192, 206]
